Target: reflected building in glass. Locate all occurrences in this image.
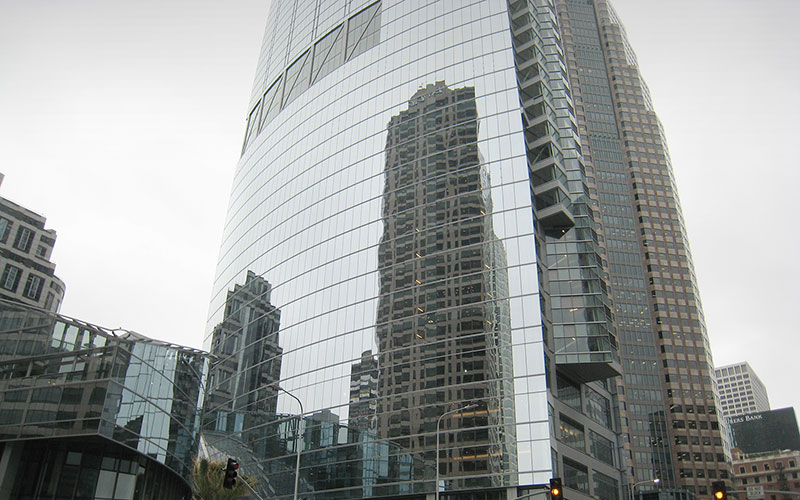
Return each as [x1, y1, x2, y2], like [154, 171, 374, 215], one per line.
[0, 300, 206, 500]
[204, 270, 283, 432]
[375, 82, 516, 488]
[206, 0, 721, 498]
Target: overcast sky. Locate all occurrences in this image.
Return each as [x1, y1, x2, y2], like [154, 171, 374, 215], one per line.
[1, 0, 797, 414]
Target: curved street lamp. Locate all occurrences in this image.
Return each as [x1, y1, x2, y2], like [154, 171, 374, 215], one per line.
[630, 477, 661, 500]
[435, 403, 479, 500]
[278, 386, 304, 500]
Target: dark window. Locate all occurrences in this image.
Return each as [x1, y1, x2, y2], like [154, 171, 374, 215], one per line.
[32, 386, 61, 403]
[557, 374, 581, 410]
[0, 217, 11, 243]
[563, 457, 589, 493]
[13, 226, 33, 252]
[590, 430, 614, 465]
[593, 471, 618, 500]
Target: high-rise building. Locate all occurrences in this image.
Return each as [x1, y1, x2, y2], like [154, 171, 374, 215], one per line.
[206, 1, 725, 498]
[714, 362, 770, 419]
[0, 192, 65, 313]
[553, 0, 729, 495]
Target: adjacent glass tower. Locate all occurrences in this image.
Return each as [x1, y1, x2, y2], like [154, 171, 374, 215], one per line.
[206, 1, 726, 498]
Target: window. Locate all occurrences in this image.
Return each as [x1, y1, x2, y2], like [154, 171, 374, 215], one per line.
[557, 374, 581, 411]
[585, 386, 612, 427]
[593, 471, 618, 500]
[590, 430, 614, 465]
[312, 25, 344, 83]
[1, 264, 22, 292]
[36, 245, 47, 258]
[283, 50, 311, 106]
[346, 1, 381, 60]
[32, 386, 61, 403]
[563, 457, 589, 493]
[258, 76, 283, 131]
[13, 226, 33, 252]
[0, 217, 10, 243]
[559, 414, 585, 451]
[242, 101, 261, 151]
[23, 274, 43, 301]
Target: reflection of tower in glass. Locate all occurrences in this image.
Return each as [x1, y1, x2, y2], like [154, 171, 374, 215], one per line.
[205, 271, 282, 433]
[376, 82, 516, 488]
[349, 350, 379, 432]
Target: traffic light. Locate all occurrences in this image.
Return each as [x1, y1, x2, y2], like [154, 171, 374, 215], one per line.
[550, 477, 563, 500]
[223, 458, 239, 489]
[711, 481, 726, 500]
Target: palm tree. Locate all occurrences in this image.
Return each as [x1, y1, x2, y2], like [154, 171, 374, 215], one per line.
[192, 458, 256, 500]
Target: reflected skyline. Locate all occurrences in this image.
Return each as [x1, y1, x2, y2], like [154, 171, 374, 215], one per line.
[375, 82, 516, 489]
[204, 270, 283, 434]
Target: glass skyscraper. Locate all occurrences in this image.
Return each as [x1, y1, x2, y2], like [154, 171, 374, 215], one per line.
[206, 1, 727, 498]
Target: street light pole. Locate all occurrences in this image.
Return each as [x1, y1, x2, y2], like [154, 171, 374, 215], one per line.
[279, 386, 304, 500]
[630, 478, 661, 500]
[435, 404, 478, 500]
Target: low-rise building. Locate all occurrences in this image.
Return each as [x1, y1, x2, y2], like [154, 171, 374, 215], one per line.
[0, 193, 65, 312]
[732, 448, 800, 499]
[0, 300, 207, 500]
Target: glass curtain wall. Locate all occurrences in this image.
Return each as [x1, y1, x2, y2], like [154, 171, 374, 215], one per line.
[206, 0, 551, 498]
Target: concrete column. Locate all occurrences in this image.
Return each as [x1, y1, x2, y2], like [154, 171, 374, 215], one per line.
[0, 441, 24, 498]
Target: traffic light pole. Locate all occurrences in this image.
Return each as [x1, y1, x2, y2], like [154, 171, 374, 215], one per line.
[219, 462, 266, 500]
[727, 490, 800, 498]
[512, 483, 551, 500]
[237, 474, 266, 500]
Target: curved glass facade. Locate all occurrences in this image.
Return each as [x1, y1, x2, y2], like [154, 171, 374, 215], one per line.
[0, 300, 206, 499]
[206, 1, 625, 499]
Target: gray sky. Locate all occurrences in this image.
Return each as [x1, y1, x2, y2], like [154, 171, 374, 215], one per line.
[1, 0, 797, 414]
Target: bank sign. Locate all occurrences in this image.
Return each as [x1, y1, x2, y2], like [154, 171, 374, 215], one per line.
[730, 408, 800, 454]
